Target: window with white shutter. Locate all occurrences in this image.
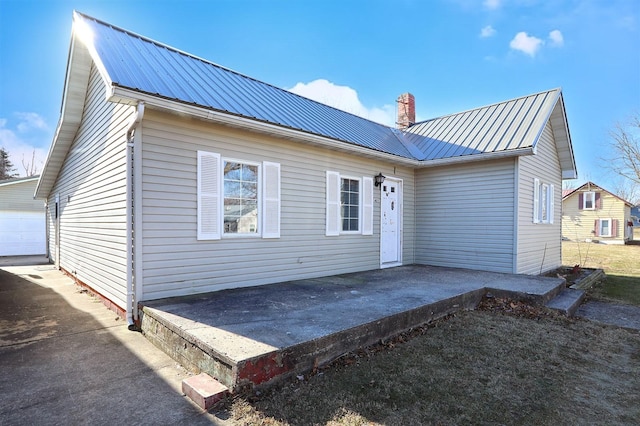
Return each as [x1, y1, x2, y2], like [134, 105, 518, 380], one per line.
[262, 161, 281, 238]
[326, 171, 341, 236]
[197, 151, 222, 240]
[326, 171, 373, 236]
[198, 151, 280, 239]
[362, 177, 373, 235]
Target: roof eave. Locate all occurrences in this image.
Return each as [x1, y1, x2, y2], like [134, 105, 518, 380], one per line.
[110, 86, 422, 167]
[551, 92, 578, 180]
[563, 181, 634, 206]
[0, 175, 40, 188]
[36, 13, 113, 199]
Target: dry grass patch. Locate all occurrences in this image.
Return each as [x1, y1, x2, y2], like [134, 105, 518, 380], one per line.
[562, 241, 640, 305]
[230, 309, 640, 425]
[562, 241, 640, 276]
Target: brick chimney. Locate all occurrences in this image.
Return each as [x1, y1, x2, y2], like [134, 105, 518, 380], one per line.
[396, 93, 415, 129]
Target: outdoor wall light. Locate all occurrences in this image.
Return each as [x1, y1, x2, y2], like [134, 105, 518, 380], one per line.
[374, 172, 386, 187]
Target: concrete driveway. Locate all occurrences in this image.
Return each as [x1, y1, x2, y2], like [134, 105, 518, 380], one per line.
[0, 257, 227, 425]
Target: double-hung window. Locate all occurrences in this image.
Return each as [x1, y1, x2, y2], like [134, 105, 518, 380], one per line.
[594, 218, 617, 237]
[326, 171, 373, 236]
[598, 218, 612, 237]
[223, 161, 259, 234]
[583, 191, 595, 210]
[341, 178, 360, 232]
[197, 151, 280, 240]
[533, 178, 554, 224]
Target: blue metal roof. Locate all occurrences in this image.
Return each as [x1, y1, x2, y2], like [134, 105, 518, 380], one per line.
[403, 89, 562, 161]
[72, 12, 573, 169]
[76, 12, 414, 159]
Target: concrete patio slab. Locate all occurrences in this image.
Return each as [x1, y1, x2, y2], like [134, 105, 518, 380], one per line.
[140, 265, 565, 393]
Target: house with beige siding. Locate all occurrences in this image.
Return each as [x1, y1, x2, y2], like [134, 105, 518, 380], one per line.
[0, 176, 46, 256]
[562, 182, 633, 244]
[35, 12, 577, 324]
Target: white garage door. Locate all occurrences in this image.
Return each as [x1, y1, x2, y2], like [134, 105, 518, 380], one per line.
[0, 211, 46, 256]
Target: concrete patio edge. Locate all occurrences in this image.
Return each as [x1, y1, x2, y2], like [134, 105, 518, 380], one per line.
[139, 265, 566, 393]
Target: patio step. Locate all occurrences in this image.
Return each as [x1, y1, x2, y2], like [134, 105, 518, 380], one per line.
[545, 288, 586, 317]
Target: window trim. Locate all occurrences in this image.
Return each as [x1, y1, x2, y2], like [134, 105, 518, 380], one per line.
[598, 218, 612, 237]
[222, 157, 262, 238]
[326, 171, 373, 237]
[533, 178, 554, 225]
[340, 175, 362, 234]
[583, 191, 596, 210]
[197, 150, 280, 241]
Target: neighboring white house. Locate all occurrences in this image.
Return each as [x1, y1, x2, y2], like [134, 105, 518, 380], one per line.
[35, 12, 577, 323]
[562, 182, 634, 244]
[0, 176, 46, 256]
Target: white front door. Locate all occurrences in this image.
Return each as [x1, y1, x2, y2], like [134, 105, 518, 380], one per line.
[380, 179, 402, 267]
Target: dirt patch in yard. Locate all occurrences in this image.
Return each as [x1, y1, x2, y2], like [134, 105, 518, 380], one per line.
[229, 303, 640, 425]
[545, 265, 604, 289]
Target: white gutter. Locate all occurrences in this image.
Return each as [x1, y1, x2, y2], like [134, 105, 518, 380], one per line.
[125, 101, 145, 327]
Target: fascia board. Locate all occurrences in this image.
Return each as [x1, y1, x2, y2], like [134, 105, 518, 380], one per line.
[35, 32, 93, 200]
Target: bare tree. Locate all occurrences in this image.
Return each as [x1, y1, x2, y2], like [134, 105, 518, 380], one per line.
[606, 113, 640, 184]
[21, 150, 39, 176]
[611, 179, 640, 205]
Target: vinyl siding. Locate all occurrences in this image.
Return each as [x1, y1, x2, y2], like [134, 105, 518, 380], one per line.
[0, 179, 42, 212]
[139, 109, 415, 300]
[46, 64, 133, 308]
[0, 179, 46, 256]
[562, 190, 630, 243]
[415, 158, 516, 273]
[516, 122, 562, 274]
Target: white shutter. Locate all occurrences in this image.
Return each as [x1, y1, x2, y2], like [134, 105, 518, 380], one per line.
[549, 184, 555, 224]
[362, 177, 373, 235]
[262, 161, 281, 238]
[533, 178, 540, 223]
[326, 171, 340, 236]
[197, 151, 221, 240]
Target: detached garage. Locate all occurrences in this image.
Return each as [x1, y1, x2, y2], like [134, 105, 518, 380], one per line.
[0, 176, 46, 256]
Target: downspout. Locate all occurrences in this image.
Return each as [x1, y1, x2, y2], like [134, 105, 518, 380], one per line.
[126, 101, 145, 327]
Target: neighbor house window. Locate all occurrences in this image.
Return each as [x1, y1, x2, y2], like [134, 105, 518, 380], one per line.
[533, 178, 554, 224]
[594, 218, 617, 238]
[197, 151, 280, 240]
[341, 178, 360, 232]
[223, 161, 259, 235]
[597, 218, 612, 237]
[583, 191, 595, 210]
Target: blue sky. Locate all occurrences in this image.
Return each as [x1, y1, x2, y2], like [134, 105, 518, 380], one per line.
[1, 0, 638, 195]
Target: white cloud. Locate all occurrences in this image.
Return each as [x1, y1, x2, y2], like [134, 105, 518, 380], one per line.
[288, 79, 395, 126]
[509, 32, 544, 57]
[0, 115, 49, 177]
[548, 29, 564, 47]
[15, 112, 49, 133]
[480, 25, 497, 38]
[483, 0, 501, 10]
